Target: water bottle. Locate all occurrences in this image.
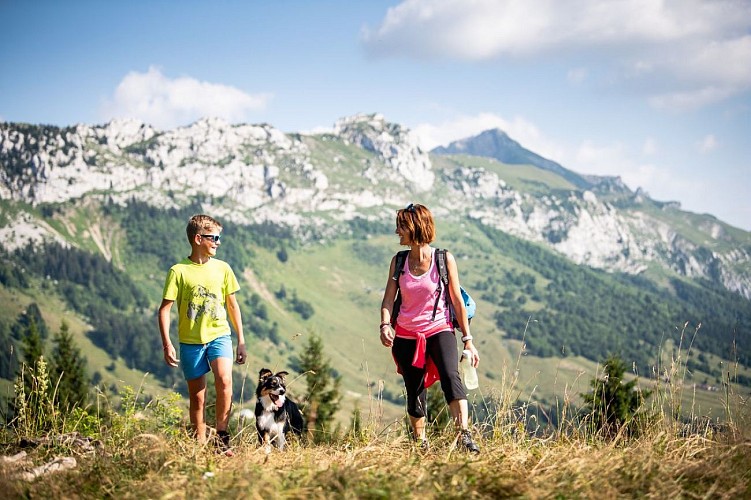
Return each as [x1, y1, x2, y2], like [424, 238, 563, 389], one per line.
[460, 350, 479, 390]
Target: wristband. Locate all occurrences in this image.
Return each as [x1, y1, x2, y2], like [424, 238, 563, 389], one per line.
[461, 335, 473, 342]
[380, 322, 390, 329]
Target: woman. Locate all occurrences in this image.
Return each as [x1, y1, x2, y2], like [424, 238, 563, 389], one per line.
[379, 203, 480, 453]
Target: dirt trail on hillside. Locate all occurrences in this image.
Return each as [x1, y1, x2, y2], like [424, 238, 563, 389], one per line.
[87, 223, 111, 262]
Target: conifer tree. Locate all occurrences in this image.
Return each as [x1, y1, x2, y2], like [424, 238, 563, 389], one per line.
[50, 321, 89, 410]
[13, 303, 49, 341]
[0, 322, 18, 379]
[296, 332, 342, 443]
[12, 315, 48, 427]
[581, 354, 651, 438]
[19, 316, 44, 370]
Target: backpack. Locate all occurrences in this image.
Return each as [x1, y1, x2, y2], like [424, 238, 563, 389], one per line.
[390, 248, 476, 330]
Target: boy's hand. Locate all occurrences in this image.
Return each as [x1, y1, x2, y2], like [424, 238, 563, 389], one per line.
[163, 344, 179, 367]
[236, 344, 247, 364]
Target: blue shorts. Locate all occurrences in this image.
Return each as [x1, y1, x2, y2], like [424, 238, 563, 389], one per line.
[180, 335, 233, 381]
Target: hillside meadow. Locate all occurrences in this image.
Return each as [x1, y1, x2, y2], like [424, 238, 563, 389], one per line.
[1, 349, 749, 499]
[2, 198, 750, 498]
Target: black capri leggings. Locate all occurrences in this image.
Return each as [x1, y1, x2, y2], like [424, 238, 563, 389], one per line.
[392, 330, 466, 419]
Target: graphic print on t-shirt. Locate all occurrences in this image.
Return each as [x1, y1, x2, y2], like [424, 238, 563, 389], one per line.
[186, 284, 222, 321]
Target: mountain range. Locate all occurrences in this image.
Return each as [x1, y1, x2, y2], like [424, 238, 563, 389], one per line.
[1, 113, 749, 418]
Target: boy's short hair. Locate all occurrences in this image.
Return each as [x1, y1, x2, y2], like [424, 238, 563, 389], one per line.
[396, 203, 435, 245]
[186, 214, 223, 243]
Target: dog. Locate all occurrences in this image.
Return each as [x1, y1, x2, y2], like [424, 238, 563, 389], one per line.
[255, 368, 304, 450]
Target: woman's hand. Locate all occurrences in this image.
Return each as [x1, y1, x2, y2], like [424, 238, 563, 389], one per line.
[464, 340, 480, 367]
[380, 323, 394, 347]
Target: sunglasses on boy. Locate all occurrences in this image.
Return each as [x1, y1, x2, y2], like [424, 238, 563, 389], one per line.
[200, 234, 222, 243]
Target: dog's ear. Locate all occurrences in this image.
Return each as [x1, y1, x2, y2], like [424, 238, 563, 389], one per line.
[276, 371, 289, 380]
[258, 368, 273, 381]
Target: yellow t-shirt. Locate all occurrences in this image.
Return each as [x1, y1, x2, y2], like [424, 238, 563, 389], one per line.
[162, 257, 240, 344]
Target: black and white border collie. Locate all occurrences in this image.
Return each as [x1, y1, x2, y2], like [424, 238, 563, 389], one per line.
[255, 368, 304, 450]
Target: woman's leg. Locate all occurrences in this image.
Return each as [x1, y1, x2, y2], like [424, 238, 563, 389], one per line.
[448, 399, 469, 430]
[410, 415, 426, 441]
[426, 331, 480, 453]
[392, 337, 428, 440]
[425, 331, 466, 422]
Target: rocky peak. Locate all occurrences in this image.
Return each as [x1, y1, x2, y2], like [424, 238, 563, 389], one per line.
[433, 128, 592, 189]
[584, 175, 632, 196]
[1, 116, 749, 300]
[333, 113, 434, 191]
[96, 118, 157, 151]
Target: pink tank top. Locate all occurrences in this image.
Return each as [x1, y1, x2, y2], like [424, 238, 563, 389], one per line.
[395, 248, 451, 336]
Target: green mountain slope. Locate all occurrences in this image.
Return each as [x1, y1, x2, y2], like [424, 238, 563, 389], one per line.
[2, 116, 750, 424]
[1, 197, 749, 423]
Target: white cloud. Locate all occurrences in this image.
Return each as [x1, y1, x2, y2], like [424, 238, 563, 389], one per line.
[697, 134, 718, 153]
[301, 125, 334, 136]
[100, 66, 272, 130]
[648, 86, 735, 111]
[572, 139, 705, 205]
[567, 68, 589, 85]
[642, 137, 658, 156]
[362, 0, 751, 109]
[410, 112, 564, 160]
[643, 35, 751, 109]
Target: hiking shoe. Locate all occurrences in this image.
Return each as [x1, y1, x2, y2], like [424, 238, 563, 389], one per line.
[419, 438, 430, 452]
[459, 429, 480, 454]
[216, 430, 234, 457]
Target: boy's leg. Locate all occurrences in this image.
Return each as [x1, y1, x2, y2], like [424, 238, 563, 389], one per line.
[206, 335, 235, 433]
[187, 375, 208, 443]
[210, 356, 234, 432]
[180, 342, 213, 443]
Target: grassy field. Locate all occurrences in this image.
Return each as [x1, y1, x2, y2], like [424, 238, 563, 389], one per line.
[1, 360, 749, 499]
[2, 259, 749, 497]
[4, 431, 750, 498]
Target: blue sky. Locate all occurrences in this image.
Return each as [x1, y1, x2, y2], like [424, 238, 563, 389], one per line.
[1, 0, 750, 230]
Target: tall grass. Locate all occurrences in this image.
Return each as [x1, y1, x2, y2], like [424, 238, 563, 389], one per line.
[1, 328, 749, 499]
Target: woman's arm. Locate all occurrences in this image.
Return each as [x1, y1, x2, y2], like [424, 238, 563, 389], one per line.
[379, 255, 399, 347]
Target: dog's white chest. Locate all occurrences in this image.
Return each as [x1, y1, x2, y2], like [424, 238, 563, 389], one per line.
[256, 411, 284, 435]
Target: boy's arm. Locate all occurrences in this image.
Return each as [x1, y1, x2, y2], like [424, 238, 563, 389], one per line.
[158, 299, 179, 367]
[225, 293, 246, 364]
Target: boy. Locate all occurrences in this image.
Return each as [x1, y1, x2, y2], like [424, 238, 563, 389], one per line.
[158, 214, 247, 455]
